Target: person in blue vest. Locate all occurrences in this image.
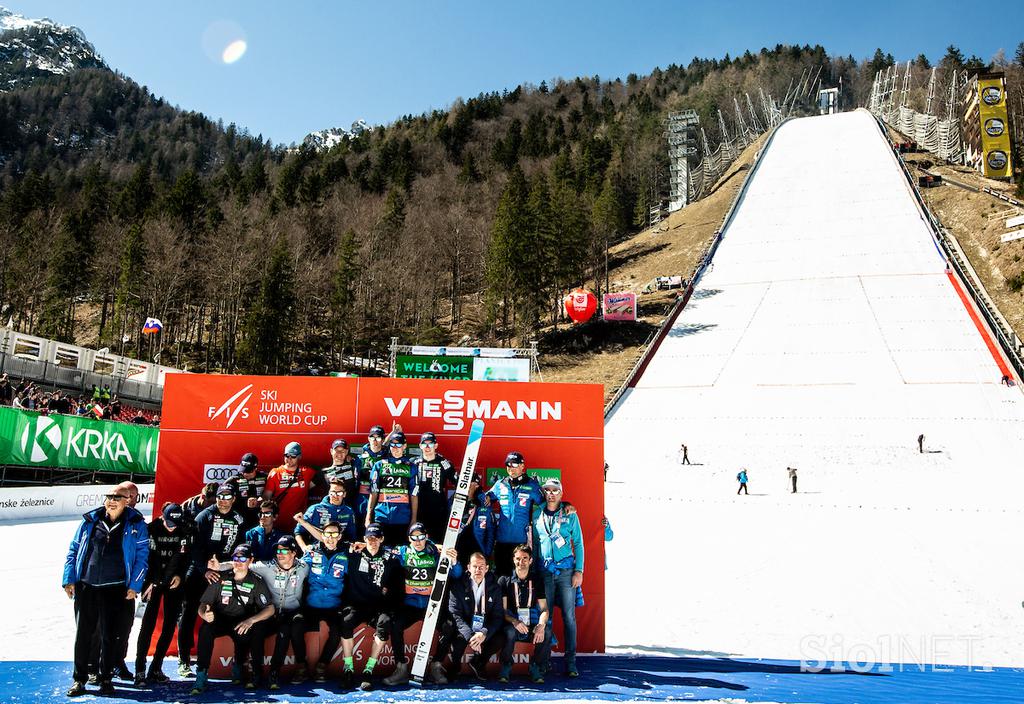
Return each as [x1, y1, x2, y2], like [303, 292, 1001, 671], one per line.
[479, 451, 543, 576]
[531, 478, 584, 678]
[366, 431, 419, 546]
[736, 468, 749, 495]
[245, 501, 287, 561]
[299, 521, 350, 684]
[295, 477, 357, 552]
[62, 487, 149, 697]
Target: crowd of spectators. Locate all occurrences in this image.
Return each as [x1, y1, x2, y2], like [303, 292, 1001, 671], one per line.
[0, 373, 160, 425]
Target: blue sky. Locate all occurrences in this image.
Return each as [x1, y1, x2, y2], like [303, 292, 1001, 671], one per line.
[11, 1, 1024, 145]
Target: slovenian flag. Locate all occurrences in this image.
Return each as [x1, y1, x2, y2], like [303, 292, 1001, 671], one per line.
[142, 317, 163, 335]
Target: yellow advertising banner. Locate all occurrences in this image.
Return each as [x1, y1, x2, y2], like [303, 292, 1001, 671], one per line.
[977, 77, 1012, 179]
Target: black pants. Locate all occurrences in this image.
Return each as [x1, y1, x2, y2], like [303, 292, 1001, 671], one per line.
[390, 603, 427, 663]
[303, 606, 342, 665]
[260, 609, 306, 673]
[493, 542, 518, 577]
[682, 453, 690, 464]
[135, 584, 185, 672]
[73, 583, 132, 683]
[88, 596, 135, 675]
[177, 572, 210, 664]
[435, 618, 507, 671]
[196, 617, 265, 677]
[340, 602, 391, 641]
[791, 477, 798, 493]
[737, 483, 748, 495]
[501, 621, 552, 667]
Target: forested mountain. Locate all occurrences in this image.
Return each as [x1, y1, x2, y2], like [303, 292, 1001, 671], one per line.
[0, 9, 1016, 374]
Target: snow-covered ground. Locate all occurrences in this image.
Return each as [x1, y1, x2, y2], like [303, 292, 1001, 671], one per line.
[605, 109, 1024, 669]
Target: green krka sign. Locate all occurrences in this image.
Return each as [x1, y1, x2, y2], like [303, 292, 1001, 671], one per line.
[0, 408, 159, 475]
[395, 355, 473, 380]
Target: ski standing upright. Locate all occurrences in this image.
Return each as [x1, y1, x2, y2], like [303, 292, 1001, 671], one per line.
[410, 419, 484, 684]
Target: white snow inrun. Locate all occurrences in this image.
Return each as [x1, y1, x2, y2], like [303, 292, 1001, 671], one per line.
[604, 109, 1024, 669]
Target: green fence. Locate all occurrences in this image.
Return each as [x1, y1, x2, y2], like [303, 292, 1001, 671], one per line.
[0, 407, 159, 475]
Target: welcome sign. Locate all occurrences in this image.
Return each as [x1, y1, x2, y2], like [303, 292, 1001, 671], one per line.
[395, 354, 473, 380]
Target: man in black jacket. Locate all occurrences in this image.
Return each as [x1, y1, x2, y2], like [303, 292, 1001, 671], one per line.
[134, 503, 192, 684]
[434, 552, 507, 683]
[177, 484, 245, 677]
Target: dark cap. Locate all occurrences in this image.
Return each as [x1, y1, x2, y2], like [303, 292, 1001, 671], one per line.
[368, 424, 385, 438]
[419, 432, 437, 444]
[275, 535, 298, 552]
[231, 544, 253, 560]
[162, 502, 184, 528]
[505, 451, 525, 466]
[408, 521, 427, 537]
[365, 523, 384, 538]
[240, 452, 259, 472]
[216, 484, 237, 499]
[331, 438, 349, 450]
[389, 431, 407, 446]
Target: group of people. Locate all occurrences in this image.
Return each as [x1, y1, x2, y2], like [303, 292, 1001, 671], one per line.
[0, 373, 159, 424]
[62, 425, 587, 696]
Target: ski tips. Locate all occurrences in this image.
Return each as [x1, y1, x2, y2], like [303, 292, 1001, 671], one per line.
[467, 418, 485, 442]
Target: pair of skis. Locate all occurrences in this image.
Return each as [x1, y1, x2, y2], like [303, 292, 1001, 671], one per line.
[410, 419, 484, 684]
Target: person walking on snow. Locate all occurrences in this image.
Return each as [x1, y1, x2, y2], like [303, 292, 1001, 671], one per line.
[736, 468, 749, 495]
[917, 434, 924, 453]
[787, 467, 798, 494]
[678, 444, 691, 465]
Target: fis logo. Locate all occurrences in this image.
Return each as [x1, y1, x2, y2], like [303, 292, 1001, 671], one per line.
[20, 415, 62, 463]
[208, 384, 254, 428]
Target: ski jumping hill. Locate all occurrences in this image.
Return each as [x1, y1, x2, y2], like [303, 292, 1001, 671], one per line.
[605, 108, 1024, 669]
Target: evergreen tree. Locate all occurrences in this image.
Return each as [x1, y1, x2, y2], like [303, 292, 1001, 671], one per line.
[457, 151, 482, 184]
[330, 228, 359, 363]
[914, 54, 931, 69]
[1016, 42, 1024, 68]
[240, 238, 296, 374]
[940, 45, 965, 70]
[484, 166, 528, 335]
[111, 222, 146, 350]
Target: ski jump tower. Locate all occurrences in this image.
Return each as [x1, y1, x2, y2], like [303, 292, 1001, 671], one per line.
[667, 110, 700, 212]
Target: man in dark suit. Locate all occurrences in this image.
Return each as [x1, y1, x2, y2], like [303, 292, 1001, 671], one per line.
[433, 552, 507, 683]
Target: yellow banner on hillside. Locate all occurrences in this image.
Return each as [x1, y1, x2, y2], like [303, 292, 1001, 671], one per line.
[977, 77, 1012, 179]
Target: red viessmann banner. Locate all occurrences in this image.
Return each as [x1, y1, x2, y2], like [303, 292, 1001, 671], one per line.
[156, 374, 605, 655]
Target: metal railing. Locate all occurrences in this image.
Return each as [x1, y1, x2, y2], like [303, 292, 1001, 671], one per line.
[604, 117, 795, 418]
[869, 113, 1024, 378]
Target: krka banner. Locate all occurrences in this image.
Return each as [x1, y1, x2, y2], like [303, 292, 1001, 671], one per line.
[0, 408, 159, 474]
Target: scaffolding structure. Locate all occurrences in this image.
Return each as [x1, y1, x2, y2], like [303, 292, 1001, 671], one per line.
[666, 110, 699, 212]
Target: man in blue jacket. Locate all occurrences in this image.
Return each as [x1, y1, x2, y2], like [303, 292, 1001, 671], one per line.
[479, 452, 543, 576]
[299, 520, 350, 684]
[295, 477, 357, 552]
[63, 487, 149, 697]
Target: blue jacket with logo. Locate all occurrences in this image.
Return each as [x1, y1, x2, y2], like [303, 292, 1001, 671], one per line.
[302, 545, 350, 609]
[63, 506, 150, 593]
[531, 504, 585, 574]
[480, 475, 543, 544]
[245, 525, 286, 562]
[296, 498, 357, 542]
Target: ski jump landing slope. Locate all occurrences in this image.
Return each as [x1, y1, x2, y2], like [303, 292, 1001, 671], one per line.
[604, 109, 1024, 669]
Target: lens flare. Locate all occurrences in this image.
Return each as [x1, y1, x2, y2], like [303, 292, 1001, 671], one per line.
[222, 39, 247, 64]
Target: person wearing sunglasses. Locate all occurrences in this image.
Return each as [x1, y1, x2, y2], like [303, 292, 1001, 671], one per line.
[478, 452, 544, 577]
[337, 522, 402, 691]
[355, 425, 389, 532]
[531, 478, 584, 678]
[264, 442, 324, 532]
[248, 535, 309, 690]
[320, 439, 358, 511]
[366, 431, 419, 546]
[383, 523, 460, 686]
[295, 477, 356, 554]
[411, 432, 457, 543]
[134, 502, 192, 686]
[226, 452, 267, 529]
[62, 488, 149, 697]
[297, 520, 350, 684]
[244, 501, 286, 561]
[177, 484, 245, 678]
[191, 544, 275, 694]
